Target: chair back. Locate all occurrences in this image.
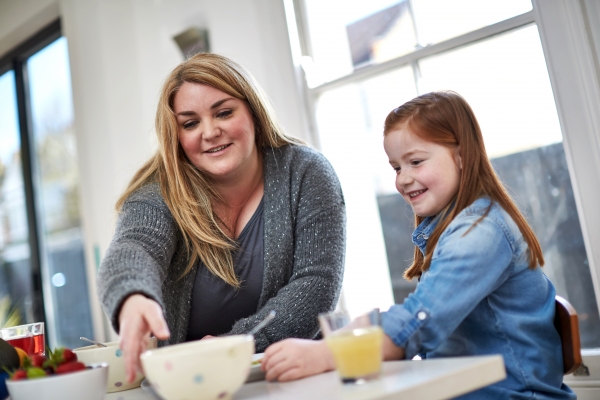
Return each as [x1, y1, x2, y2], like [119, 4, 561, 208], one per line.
[554, 295, 582, 375]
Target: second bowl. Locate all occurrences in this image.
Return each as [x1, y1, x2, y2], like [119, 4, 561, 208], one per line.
[74, 337, 157, 392]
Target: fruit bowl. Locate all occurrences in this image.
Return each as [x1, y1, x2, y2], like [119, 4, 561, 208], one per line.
[6, 363, 108, 400]
[74, 338, 157, 392]
[141, 335, 254, 400]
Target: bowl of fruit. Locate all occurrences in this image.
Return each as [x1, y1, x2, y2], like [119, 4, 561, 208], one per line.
[4, 344, 108, 400]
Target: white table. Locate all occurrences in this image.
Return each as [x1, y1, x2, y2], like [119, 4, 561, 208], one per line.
[105, 355, 506, 400]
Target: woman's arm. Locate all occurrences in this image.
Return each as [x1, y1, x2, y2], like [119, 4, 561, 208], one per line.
[97, 186, 179, 381]
[118, 294, 170, 382]
[97, 190, 179, 332]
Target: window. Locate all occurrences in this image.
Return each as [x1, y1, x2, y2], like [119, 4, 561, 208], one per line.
[298, 0, 532, 86]
[0, 20, 93, 348]
[287, 0, 600, 348]
[0, 70, 36, 325]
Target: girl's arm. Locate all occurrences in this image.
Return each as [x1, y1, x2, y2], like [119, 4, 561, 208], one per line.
[383, 332, 405, 360]
[261, 332, 404, 381]
[262, 339, 335, 382]
[382, 213, 513, 358]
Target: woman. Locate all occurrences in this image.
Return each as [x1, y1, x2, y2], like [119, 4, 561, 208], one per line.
[97, 53, 346, 382]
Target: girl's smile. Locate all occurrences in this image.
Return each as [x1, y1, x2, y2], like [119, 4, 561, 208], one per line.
[407, 189, 427, 199]
[384, 125, 462, 217]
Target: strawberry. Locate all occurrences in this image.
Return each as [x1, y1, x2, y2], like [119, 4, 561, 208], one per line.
[30, 355, 46, 368]
[12, 369, 27, 380]
[55, 361, 86, 374]
[61, 348, 77, 363]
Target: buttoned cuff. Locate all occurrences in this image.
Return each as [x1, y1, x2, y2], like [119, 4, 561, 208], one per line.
[382, 302, 430, 359]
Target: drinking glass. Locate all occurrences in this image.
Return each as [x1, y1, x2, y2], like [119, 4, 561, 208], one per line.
[319, 309, 383, 384]
[0, 322, 45, 356]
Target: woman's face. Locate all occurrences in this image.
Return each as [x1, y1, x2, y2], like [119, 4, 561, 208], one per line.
[174, 82, 258, 183]
[384, 125, 462, 217]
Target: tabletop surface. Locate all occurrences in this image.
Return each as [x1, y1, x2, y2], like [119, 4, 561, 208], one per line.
[103, 355, 506, 400]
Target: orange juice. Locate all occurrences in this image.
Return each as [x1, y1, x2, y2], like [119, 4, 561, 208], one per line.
[325, 326, 383, 380]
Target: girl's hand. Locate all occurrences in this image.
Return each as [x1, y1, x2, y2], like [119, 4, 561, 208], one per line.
[262, 339, 335, 382]
[382, 333, 405, 360]
[118, 294, 170, 383]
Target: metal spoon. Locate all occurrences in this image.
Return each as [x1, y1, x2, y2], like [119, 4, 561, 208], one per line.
[248, 310, 276, 337]
[80, 336, 108, 347]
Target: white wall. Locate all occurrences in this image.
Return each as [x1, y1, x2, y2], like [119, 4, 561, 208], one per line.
[0, 0, 309, 341]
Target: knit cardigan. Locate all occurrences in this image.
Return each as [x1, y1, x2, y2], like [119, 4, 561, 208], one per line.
[97, 144, 346, 352]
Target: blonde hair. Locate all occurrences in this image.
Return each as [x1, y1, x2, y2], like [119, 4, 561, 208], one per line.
[117, 53, 302, 287]
[384, 91, 544, 280]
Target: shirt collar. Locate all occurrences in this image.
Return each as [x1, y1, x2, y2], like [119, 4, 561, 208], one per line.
[412, 215, 439, 256]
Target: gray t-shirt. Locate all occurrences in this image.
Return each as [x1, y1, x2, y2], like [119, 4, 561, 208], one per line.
[186, 198, 265, 341]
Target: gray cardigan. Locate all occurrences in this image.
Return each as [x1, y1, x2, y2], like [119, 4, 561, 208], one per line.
[97, 144, 346, 352]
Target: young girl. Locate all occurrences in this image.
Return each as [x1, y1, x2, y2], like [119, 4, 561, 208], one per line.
[262, 91, 576, 399]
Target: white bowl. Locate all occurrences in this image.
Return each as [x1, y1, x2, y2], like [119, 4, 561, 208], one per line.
[141, 335, 254, 400]
[74, 338, 157, 392]
[6, 363, 108, 400]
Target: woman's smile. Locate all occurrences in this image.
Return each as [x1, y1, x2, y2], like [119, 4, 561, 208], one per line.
[204, 143, 232, 154]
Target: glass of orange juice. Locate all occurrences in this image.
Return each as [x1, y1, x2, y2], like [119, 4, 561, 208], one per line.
[319, 309, 383, 384]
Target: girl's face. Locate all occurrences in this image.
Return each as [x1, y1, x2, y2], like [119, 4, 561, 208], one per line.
[174, 82, 258, 183]
[384, 125, 462, 217]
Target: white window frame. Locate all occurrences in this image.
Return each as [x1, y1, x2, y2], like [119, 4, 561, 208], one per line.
[285, 0, 600, 382]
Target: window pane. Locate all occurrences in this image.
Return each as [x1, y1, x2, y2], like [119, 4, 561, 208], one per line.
[26, 37, 93, 348]
[412, 0, 532, 46]
[303, 0, 416, 85]
[419, 25, 561, 157]
[315, 67, 417, 316]
[0, 70, 36, 326]
[417, 25, 600, 347]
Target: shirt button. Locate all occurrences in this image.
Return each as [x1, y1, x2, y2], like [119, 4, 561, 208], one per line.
[417, 311, 427, 320]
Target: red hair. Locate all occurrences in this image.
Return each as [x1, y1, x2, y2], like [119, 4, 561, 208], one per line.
[384, 91, 544, 280]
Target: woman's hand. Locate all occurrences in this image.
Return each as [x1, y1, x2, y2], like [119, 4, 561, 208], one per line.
[118, 294, 170, 383]
[261, 339, 335, 382]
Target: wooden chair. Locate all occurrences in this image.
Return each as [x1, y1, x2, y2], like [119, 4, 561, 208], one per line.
[554, 295, 583, 375]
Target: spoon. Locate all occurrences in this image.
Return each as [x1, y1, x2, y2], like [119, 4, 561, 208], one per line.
[248, 310, 276, 337]
[80, 336, 108, 347]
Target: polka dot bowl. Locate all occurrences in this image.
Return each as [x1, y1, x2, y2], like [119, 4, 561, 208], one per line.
[140, 335, 254, 400]
[73, 338, 157, 392]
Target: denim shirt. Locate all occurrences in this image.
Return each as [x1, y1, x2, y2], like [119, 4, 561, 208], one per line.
[382, 197, 575, 400]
